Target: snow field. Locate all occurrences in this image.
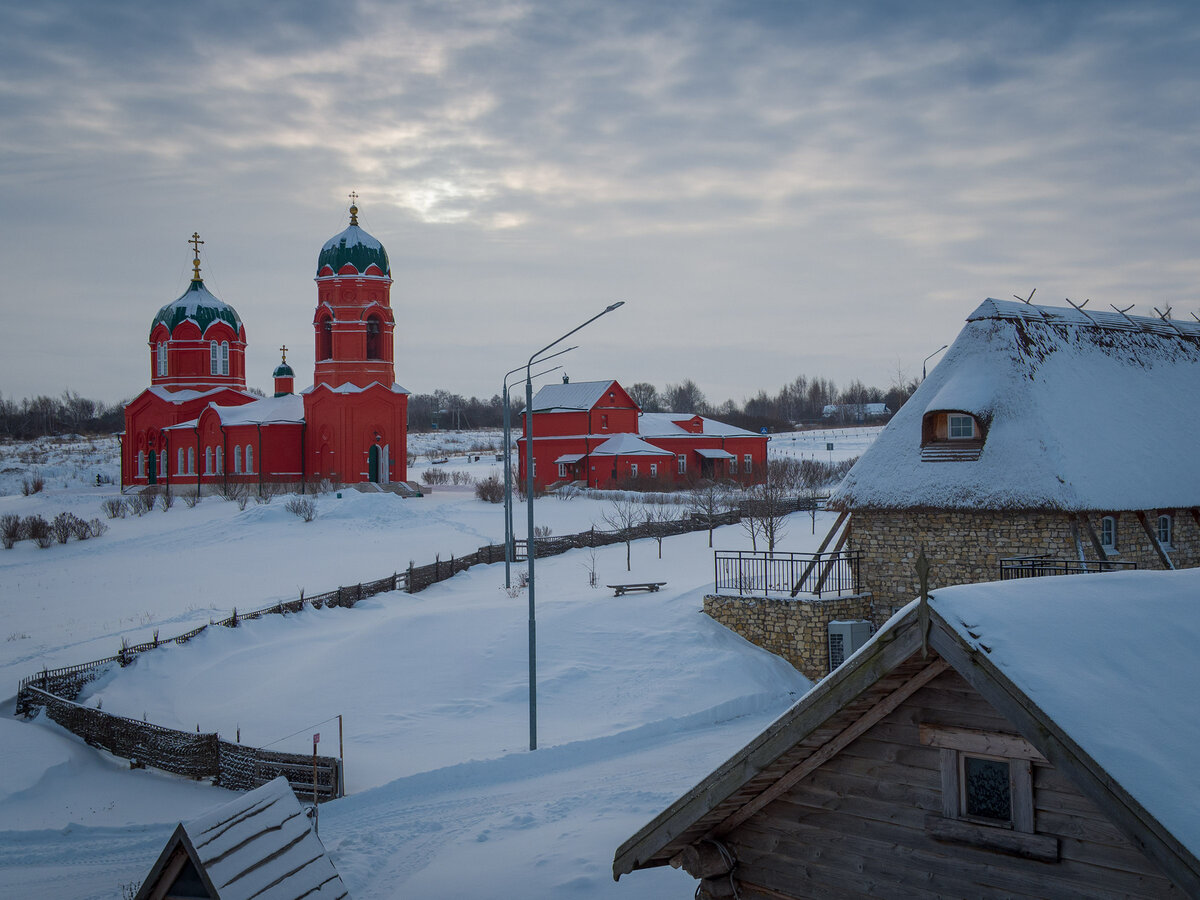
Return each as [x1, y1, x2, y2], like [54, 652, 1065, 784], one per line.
[0, 426, 877, 898]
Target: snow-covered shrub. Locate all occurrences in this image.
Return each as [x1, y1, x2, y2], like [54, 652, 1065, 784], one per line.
[1, 513, 21, 549]
[102, 497, 127, 519]
[86, 518, 108, 539]
[24, 515, 51, 549]
[158, 488, 174, 511]
[128, 491, 155, 516]
[182, 490, 201, 508]
[450, 470, 473, 486]
[534, 524, 552, 538]
[51, 512, 82, 544]
[474, 475, 504, 503]
[285, 497, 316, 522]
[422, 468, 450, 485]
[20, 471, 44, 496]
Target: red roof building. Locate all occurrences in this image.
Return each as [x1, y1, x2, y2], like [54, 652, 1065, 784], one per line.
[121, 202, 409, 491]
[517, 379, 767, 490]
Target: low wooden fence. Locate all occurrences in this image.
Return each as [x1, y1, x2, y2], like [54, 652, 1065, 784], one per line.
[23, 687, 341, 800]
[714, 549, 863, 598]
[513, 511, 742, 562]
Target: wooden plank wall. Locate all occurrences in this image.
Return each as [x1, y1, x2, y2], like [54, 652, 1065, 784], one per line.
[725, 669, 1183, 899]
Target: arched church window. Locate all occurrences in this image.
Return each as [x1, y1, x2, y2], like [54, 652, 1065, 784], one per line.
[156, 342, 168, 377]
[188, 447, 195, 475]
[216, 446, 224, 473]
[318, 317, 333, 361]
[137, 451, 145, 478]
[233, 446, 242, 474]
[245, 444, 253, 474]
[220, 341, 230, 375]
[366, 315, 381, 359]
[178, 448, 185, 475]
[160, 448, 167, 477]
[205, 447, 213, 474]
[210, 341, 219, 375]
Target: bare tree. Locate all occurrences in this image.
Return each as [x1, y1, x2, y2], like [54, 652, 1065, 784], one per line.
[687, 482, 733, 548]
[643, 498, 682, 559]
[627, 382, 662, 412]
[742, 473, 791, 554]
[664, 379, 707, 414]
[601, 497, 646, 571]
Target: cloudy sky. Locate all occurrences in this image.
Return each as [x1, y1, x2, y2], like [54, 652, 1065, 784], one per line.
[3, 0, 1198, 407]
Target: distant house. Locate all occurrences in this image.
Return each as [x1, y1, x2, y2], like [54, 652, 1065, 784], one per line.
[615, 568, 1200, 898]
[517, 379, 767, 490]
[821, 402, 890, 422]
[135, 776, 348, 900]
[829, 299, 1200, 613]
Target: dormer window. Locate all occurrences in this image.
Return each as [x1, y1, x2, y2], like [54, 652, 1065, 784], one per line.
[922, 411, 985, 461]
[948, 414, 975, 440]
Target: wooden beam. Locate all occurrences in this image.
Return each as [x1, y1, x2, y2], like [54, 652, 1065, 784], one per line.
[919, 724, 1047, 762]
[791, 511, 847, 596]
[1076, 513, 1108, 561]
[927, 618, 1200, 896]
[811, 525, 851, 596]
[710, 658, 949, 837]
[1135, 510, 1175, 570]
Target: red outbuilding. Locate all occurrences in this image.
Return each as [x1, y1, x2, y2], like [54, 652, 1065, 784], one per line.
[517, 379, 768, 490]
[121, 202, 409, 491]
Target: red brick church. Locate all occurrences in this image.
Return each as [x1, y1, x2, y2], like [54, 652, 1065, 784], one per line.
[121, 201, 409, 491]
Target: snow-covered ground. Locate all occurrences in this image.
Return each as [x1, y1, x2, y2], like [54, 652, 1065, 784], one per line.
[0, 426, 877, 899]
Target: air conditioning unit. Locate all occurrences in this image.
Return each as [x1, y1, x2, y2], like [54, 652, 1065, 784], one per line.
[828, 620, 873, 672]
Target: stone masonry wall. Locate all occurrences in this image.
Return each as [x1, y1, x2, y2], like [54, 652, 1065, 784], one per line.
[704, 593, 877, 682]
[851, 508, 1200, 616]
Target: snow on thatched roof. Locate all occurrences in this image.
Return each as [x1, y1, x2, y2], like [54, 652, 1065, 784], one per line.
[831, 299, 1200, 511]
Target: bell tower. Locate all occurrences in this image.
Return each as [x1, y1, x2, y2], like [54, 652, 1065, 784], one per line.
[312, 196, 396, 389]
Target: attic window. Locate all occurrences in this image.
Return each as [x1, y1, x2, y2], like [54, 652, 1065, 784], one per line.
[948, 414, 975, 440]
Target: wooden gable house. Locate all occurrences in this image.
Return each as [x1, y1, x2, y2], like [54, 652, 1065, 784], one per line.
[615, 568, 1200, 898]
[135, 776, 349, 900]
[828, 299, 1200, 615]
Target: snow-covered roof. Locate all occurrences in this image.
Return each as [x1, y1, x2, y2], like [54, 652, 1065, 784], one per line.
[147, 385, 257, 405]
[210, 395, 305, 426]
[529, 380, 620, 412]
[589, 434, 674, 457]
[637, 412, 759, 439]
[831, 299, 1200, 510]
[182, 777, 348, 900]
[694, 447, 735, 459]
[930, 569, 1200, 868]
[616, 568, 1200, 887]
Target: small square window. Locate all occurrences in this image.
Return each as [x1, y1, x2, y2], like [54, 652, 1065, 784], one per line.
[948, 414, 975, 439]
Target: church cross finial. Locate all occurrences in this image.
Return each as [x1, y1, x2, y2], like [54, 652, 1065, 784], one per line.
[280, 344, 288, 363]
[348, 192, 359, 226]
[189, 232, 205, 282]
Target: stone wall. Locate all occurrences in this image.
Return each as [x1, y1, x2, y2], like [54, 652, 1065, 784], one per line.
[850, 508, 1200, 615]
[704, 592, 877, 682]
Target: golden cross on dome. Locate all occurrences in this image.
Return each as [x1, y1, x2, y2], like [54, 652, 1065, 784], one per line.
[189, 232, 204, 282]
[279, 345, 288, 363]
[348, 191, 359, 225]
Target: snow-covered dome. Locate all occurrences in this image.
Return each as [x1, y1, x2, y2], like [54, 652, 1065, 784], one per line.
[273, 359, 295, 378]
[150, 278, 243, 337]
[317, 203, 390, 277]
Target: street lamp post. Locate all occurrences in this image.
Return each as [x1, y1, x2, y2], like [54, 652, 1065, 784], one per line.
[524, 301, 624, 751]
[923, 345, 948, 381]
[502, 354, 572, 589]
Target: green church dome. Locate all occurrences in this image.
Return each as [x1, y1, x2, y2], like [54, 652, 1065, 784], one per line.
[151, 279, 243, 337]
[273, 360, 295, 378]
[317, 203, 390, 276]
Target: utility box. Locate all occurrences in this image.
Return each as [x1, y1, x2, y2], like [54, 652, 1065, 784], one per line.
[828, 620, 873, 671]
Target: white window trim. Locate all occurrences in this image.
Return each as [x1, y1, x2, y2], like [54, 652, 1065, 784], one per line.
[650, 463, 658, 479]
[210, 341, 219, 375]
[178, 447, 185, 475]
[744, 453, 752, 473]
[630, 463, 639, 478]
[220, 341, 230, 376]
[215, 446, 223, 473]
[233, 446, 242, 474]
[677, 454, 687, 474]
[245, 445, 253, 475]
[188, 447, 195, 475]
[558, 462, 567, 479]
[1101, 515, 1118, 551]
[204, 447, 213, 475]
[1157, 514, 1173, 548]
[730, 457, 737, 475]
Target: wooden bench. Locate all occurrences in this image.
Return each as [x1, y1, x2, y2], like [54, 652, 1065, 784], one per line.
[607, 582, 667, 596]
